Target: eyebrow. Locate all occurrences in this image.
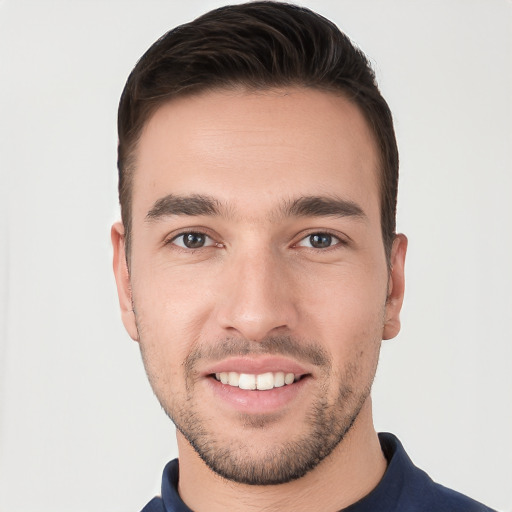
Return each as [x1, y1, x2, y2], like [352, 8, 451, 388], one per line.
[283, 195, 366, 220]
[146, 194, 222, 220]
[145, 193, 366, 222]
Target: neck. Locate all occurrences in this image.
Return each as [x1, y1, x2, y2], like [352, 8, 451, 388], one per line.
[176, 398, 387, 512]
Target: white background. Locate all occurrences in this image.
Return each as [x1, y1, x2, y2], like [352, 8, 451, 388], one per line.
[0, 1, 511, 510]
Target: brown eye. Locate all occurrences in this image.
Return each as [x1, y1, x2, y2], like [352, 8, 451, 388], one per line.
[172, 232, 214, 249]
[183, 233, 205, 248]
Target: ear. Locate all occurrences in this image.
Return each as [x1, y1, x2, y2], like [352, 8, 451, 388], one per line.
[383, 234, 408, 340]
[111, 222, 139, 341]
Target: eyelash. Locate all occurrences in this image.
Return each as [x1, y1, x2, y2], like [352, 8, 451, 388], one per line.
[166, 230, 221, 250]
[165, 229, 348, 251]
[294, 231, 346, 250]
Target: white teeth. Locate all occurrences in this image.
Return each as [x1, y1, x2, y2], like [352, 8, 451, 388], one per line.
[214, 371, 299, 390]
[284, 373, 295, 385]
[256, 372, 274, 390]
[274, 372, 285, 388]
[228, 371, 239, 386]
[238, 373, 256, 390]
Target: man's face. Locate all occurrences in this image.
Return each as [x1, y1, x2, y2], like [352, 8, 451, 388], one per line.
[112, 88, 406, 484]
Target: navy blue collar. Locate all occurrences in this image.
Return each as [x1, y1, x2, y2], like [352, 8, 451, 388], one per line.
[141, 432, 495, 512]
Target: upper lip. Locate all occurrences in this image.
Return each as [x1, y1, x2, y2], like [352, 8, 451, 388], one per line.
[202, 356, 311, 377]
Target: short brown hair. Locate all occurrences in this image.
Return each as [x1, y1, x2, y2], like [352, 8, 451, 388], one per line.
[117, 1, 399, 262]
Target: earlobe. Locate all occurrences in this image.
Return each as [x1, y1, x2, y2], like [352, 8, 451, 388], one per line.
[383, 234, 408, 340]
[111, 222, 139, 342]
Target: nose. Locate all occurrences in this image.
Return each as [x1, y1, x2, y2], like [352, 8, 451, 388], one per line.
[215, 247, 298, 341]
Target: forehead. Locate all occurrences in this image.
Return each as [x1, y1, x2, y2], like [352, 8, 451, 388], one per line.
[132, 88, 380, 221]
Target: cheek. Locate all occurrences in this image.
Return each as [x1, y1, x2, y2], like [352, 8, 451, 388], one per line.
[300, 262, 388, 326]
[130, 268, 218, 390]
[299, 265, 387, 367]
[133, 263, 217, 330]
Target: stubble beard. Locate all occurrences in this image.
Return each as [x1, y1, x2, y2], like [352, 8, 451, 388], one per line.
[138, 333, 379, 486]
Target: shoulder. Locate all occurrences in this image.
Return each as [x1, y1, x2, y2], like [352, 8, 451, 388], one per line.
[378, 433, 497, 512]
[140, 496, 165, 512]
[424, 482, 497, 512]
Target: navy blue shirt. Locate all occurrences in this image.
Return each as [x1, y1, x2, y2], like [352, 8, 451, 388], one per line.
[141, 433, 496, 512]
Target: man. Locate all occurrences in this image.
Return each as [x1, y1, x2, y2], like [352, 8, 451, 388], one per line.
[111, 2, 496, 511]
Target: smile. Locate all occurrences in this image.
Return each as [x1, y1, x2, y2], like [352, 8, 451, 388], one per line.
[213, 371, 299, 390]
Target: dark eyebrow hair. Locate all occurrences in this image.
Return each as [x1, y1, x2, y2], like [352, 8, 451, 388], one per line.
[146, 194, 221, 220]
[145, 193, 366, 223]
[284, 196, 366, 220]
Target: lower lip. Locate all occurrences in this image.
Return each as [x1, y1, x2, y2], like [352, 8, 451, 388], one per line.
[205, 376, 310, 414]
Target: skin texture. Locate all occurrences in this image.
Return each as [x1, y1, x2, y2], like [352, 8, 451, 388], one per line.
[112, 88, 407, 512]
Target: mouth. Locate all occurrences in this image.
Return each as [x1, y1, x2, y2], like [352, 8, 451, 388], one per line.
[211, 371, 305, 390]
[202, 357, 313, 412]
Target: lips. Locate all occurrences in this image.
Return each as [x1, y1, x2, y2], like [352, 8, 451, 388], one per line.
[214, 371, 298, 390]
[203, 357, 311, 413]
[205, 356, 310, 395]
